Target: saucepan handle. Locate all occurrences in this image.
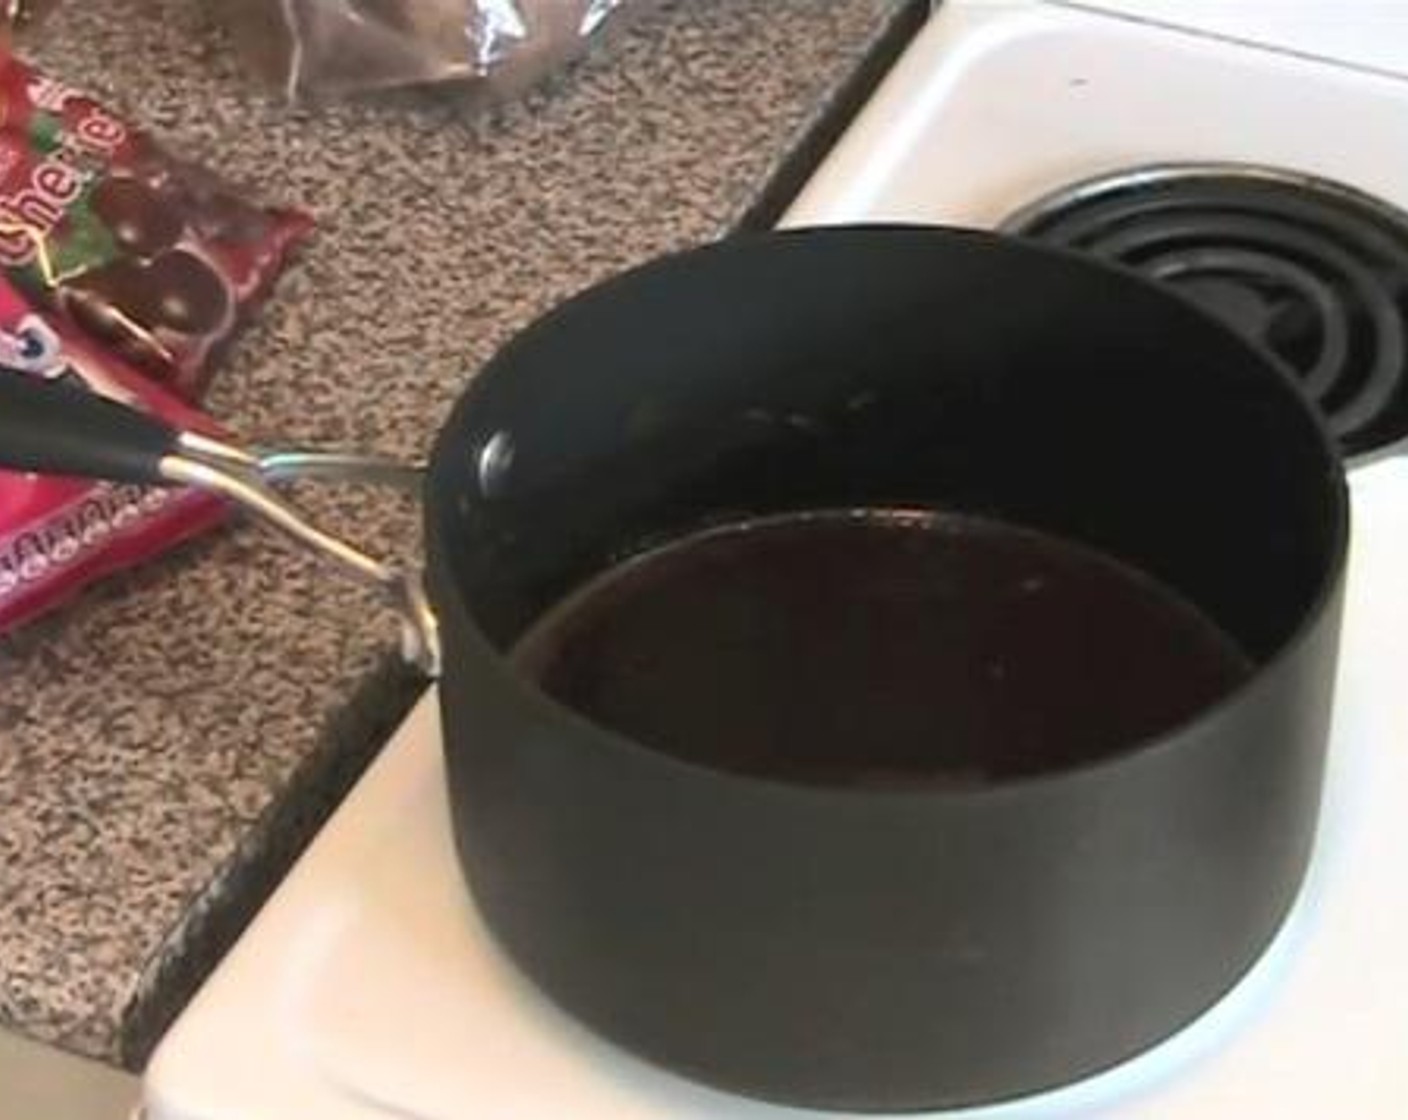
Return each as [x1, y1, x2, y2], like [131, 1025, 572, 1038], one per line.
[0, 373, 441, 676]
[0, 372, 178, 485]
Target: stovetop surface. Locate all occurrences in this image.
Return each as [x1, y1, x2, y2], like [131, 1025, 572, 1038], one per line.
[786, 0, 1408, 237]
[146, 3, 1408, 1116]
[1058, 0, 1408, 77]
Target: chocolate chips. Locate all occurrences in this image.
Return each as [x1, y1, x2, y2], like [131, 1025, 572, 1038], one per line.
[0, 53, 310, 630]
[0, 53, 312, 400]
[150, 252, 232, 335]
[0, 282, 227, 634]
[90, 176, 184, 259]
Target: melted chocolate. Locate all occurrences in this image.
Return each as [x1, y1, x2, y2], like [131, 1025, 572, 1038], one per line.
[512, 511, 1252, 787]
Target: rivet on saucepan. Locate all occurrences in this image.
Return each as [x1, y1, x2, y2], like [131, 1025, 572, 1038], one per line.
[477, 431, 515, 498]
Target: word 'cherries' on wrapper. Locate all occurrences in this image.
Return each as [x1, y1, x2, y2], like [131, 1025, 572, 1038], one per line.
[0, 279, 225, 633]
[0, 52, 312, 401]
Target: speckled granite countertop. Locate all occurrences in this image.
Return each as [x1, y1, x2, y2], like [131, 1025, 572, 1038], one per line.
[0, 0, 921, 1071]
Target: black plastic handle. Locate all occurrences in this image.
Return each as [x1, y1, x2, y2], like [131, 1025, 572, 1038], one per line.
[0, 371, 180, 485]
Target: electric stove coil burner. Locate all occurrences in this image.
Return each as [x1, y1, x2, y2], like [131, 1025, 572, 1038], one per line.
[1004, 165, 1408, 456]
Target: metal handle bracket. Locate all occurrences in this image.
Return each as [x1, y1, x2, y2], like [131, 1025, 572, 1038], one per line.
[163, 434, 441, 677]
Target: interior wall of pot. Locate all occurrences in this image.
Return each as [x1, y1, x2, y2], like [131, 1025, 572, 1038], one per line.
[429, 227, 1344, 663]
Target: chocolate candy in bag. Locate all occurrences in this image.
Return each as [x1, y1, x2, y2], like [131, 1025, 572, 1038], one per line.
[0, 52, 312, 400]
[0, 278, 225, 632]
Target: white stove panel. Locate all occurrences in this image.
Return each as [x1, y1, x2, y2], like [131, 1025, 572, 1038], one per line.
[784, 4, 1408, 232]
[1059, 0, 1408, 78]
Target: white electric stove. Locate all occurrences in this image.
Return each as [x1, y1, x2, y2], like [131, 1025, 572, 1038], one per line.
[144, 3, 1408, 1116]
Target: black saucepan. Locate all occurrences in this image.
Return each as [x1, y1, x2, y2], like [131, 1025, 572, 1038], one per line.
[0, 226, 1348, 1111]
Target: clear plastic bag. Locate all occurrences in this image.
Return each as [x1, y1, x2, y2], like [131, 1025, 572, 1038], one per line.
[1, 0, 58, 35]
[218, 0, 657, 102]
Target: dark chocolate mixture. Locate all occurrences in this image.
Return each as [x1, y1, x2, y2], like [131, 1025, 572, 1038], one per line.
[514, 511, 1253, 787]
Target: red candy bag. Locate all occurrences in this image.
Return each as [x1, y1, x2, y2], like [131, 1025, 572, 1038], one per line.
[0, 278, 225, 632]
[0, 52, 312, 400]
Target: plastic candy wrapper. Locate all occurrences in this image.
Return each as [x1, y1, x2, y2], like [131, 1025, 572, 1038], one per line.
[0, 279, 225, 633]
[219, 0, 660, 102]
[0, 52, 312, 400]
